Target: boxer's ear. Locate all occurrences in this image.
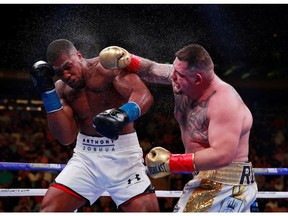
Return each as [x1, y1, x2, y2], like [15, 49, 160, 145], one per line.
[194, 73, 203, 85]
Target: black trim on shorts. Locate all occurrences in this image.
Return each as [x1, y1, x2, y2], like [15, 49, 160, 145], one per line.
[119, 184, 156, 208]
[143, 184, 156, 194]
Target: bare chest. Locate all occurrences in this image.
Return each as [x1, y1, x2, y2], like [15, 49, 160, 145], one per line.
[174, 92, 215, 144]
[64, 86, 124, 121]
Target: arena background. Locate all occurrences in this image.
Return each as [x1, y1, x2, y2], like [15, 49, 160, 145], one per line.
[0, 3, 288, 212]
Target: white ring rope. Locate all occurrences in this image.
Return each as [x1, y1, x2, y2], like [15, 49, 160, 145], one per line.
[0, 189, 287, 199]
[1, 162, 287, 199]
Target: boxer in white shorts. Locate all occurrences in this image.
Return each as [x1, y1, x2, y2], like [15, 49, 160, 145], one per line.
[30, 39, 159, 212]
[53, 132, 153, 207]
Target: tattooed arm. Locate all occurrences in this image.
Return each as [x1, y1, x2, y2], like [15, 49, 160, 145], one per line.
[98, 46, 172, 85]
[136, 56, 173, 85]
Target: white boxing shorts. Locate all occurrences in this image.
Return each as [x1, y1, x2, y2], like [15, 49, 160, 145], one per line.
[173, 162, 258, 212]
[54, 132, 152, 207]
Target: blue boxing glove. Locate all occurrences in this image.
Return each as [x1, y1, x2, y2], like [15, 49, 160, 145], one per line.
[30, 61, 63, 113]
[93, 102, 141, 140]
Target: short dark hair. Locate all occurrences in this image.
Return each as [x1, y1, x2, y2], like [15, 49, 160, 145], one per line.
[46, 39, 76, 64]
[175, 44, 214, 72]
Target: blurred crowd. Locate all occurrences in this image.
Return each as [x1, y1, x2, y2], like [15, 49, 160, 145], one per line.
[0, 90, 288, 212]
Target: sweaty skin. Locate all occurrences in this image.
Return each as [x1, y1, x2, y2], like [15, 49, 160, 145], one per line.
[47, 52, 153, 145]
[134, 56, 252, 170]
[40, 49, 158, 212]
[129, 44, 256, 212]
[173, 75, 252, 169]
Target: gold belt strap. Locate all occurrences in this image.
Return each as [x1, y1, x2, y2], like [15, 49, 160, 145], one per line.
[196, 162, 255, 186]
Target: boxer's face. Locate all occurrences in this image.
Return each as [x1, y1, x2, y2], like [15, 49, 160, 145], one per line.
[53, 51, 85, 89]
[171, 58, 197, 95]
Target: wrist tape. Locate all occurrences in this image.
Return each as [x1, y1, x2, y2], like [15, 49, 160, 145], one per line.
[126, 55, 141, 72]
[119, 102, 141, 122]
[169, 153, 196, 173]
[41, 89, 63, 113]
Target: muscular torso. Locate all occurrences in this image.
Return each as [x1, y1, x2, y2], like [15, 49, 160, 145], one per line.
[56, 59, 131, 136]
[174, 92, 213, 147]
[174, 79, 252, 162]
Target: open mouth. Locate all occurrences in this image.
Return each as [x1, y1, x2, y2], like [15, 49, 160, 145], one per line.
[172, 81, 180, 92]
[67, 79, 75, 86]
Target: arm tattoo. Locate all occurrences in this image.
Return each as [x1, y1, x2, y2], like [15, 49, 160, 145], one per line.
[137, 58, 172, 84]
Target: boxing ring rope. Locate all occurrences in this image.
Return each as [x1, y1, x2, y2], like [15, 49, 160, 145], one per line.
[1, 162, 288, 199]
[1, 188, 288, 199]
[1, 162, 288, 175]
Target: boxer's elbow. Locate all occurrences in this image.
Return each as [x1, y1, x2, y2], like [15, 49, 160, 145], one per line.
[52, 130, 77, 146]
[141, 91, 154, 114]
[147, 92, 154, 108]
[58, 136, 76, 146]
[219, 151, 236, 167]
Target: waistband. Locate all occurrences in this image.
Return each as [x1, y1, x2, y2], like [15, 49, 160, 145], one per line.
[75, 132, 140, 153]
[195, 162, 255, 186]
